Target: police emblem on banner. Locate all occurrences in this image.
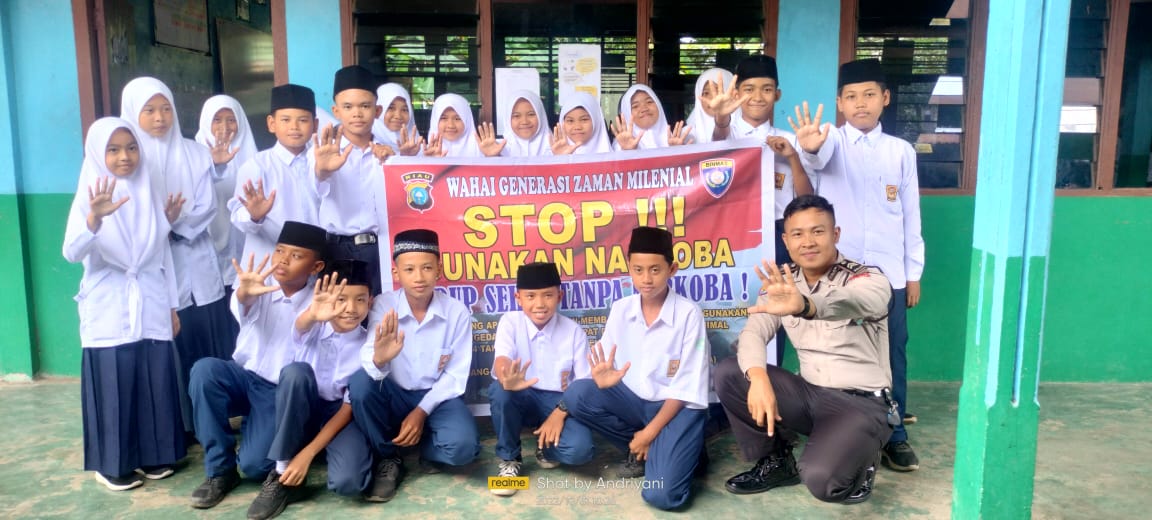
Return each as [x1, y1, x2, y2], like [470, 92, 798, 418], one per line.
[699, 158, 735, 198]
[401, 171, 434, 212]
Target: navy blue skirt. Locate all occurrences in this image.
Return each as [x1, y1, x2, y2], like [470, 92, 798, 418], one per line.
[81, 339, 187, 477]
[173, 289, 239, 431]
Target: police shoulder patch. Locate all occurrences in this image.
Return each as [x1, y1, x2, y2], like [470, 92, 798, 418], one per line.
[827, 259, 872, 284]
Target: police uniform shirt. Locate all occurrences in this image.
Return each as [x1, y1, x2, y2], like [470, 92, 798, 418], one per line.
[491, 311, 591, 393]
[598, 292, 711, 410]
[801, 122, 924, 289]
[315, 136, 385, 236]
[736, 255, 892, 392]
[230, 284, 314, 384]
[230, 142, 321, 268]
[727, 120, 813, 220]
[294, 322, 367, 402]
[360, 289, 472, 414]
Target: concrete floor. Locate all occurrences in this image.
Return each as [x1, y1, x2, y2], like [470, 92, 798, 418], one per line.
[0, 380, 1148, 519]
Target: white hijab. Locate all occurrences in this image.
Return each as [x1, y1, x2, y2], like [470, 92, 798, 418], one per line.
[687, 68, 734, 144]
[195, 95, 257, 253]
[500, 90, 552, 157]
[119, 77, 210, 219]
[559, 92, 611, 155]
[428, 93, 482, 157]
[372, 83, 418, 147]
[616, 84, 670, 149]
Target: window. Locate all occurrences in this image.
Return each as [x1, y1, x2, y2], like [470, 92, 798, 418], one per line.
[1057, 0, 1108, 188]
[1113, 1, 1152, 188]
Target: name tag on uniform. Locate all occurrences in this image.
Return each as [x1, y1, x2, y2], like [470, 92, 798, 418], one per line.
[666, 359, 680, 378]
[774, 172, 786, 190]
[560, 370, 571, 391]
[438, 354, 451, 372]
[886, 184, 898, 202]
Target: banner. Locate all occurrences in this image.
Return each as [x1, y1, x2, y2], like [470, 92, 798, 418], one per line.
[382, 140, 775, 412]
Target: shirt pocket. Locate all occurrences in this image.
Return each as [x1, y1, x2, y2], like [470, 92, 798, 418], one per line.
[76, 273, 126, 343]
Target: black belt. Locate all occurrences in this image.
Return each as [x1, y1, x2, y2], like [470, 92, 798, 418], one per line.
[328, 232, 377, 246]
[842, 388, 884, 399]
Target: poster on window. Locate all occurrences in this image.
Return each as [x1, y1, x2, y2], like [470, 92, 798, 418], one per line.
[153, 0, 209, 53]
[557, 44, 602, 109]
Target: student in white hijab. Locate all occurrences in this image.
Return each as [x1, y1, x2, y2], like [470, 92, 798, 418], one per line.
[195, 95, 256, 288]
[552, 92, 612, 155]
[686, 68, 734, 144]
[480, 90, 552, 157]
[372, 82, 423, 156]
[64, 117, 186, 491]
[424, 93, 482, 157]
[121, 77, 231, 434]
[610, 84, 692, 150]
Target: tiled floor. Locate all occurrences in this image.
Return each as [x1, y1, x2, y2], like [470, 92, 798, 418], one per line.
[0, 380, 1148, 519]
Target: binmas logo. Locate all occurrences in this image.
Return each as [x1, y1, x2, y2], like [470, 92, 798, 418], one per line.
[401, 171, 434, 213]
[699, 158, 735, 198]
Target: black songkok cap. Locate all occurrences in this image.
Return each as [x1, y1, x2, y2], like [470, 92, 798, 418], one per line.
[277, 221, 328, 257]
[324, 259, 372, 288]
[627, 226, 674, 262]
[333, 65, 378, 98]
[838, 59, 886, 89]
[516, 262, 562, 290]
[270, 84, 316, 116]
[392, 229, 440, 260]
[735, 54, 778, 83]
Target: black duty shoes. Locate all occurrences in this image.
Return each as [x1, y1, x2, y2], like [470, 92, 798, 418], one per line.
[190, 469, 241, 509]
[364, 456, 405, 503]
[881, 441, 920, 471]
[724, 449, 801, 495]
[843, 462, 876, 505]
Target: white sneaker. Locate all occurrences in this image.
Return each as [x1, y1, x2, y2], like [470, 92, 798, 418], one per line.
[490, 459, 522, 497]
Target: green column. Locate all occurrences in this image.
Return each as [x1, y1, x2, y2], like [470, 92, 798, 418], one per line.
[953, 0, 1071, 518]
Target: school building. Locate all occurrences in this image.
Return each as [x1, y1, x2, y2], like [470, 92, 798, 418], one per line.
[0, 0, 1149, 518]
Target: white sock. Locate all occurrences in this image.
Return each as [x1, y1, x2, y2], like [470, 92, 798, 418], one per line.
[276, 460, 289, 474]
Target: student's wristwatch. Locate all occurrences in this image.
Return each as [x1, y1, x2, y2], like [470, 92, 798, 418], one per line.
[555, 400, 569, 413]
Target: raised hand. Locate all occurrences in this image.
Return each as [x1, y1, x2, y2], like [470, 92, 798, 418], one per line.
[498, 358, 539, 392]
[238, 178, 276, 222]
[313, 123, 353, 180]
[550, 123, 578, 155]
[397, 126, 423, 156]
[372, 309, 405, 367]
[705, 72, 749, 120]
[371, 143, 395, 164]
[163, 192, 186, 224]
[231, 253, 280, 306]
[476, 121, 507, 157]
[666, 120, 693, 146]
[86, 177, 129, 232]
[765, 136, 797, 158]
[210, 128, 239, 166]
[587, 342, 630, 389]
[309, 273, 347, 323]
[610, 114, 642, 150]
[422, 133, 445, 157]
[787, 101, 831, 154]
[748, 260, 805, 316]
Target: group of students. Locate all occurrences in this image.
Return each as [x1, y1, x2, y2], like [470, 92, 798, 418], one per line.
[63, 51, 924, 515]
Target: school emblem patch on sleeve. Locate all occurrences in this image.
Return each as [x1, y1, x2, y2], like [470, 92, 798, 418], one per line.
[437, 354, 451, 373]
[775, 172, 785, 190]
[886, 184, 898, 202]
[666, 359, 680, 378]
[560, 370, 571, 391]
[401, 171, 434, 213]
[699, 158, 735, 198]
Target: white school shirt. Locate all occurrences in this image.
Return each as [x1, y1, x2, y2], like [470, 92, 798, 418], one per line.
[727, 120, 812, 220]
[169, 143, 226, 309]
[597, 292, 711, 410]
[230, 143, 321, 267]
[294, 323, 367, 402]
[491, 312, 591, 393]
[360, 290, 472, 414]
[315, 137, 386, 236]
[230, 284, 315, 383]
[801, 122, 925, 288]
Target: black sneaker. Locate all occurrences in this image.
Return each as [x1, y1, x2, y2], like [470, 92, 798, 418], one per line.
[724, 449, 801, 495]
[535, 449, 560, 469]
[843, 463, 876, 505]
[247, 471, 296, 520]
[190, 469, 241, 509]
[418, 457, 444, 474]
[93, 472, 143, 491]
[606, 453, 645, 479]
[364, 456, 405, 503]
[903, 413, 918, 425]
[136, 465, 175, 480]
[881, 441, 920, 471]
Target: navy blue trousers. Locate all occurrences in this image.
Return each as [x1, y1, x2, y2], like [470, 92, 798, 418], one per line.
[888, 287, 909, 443]
[347, 369, 479, 465]
[188, 358, 279, 479]
[563, 379, 705, 511]
[488, 382, 594, 465]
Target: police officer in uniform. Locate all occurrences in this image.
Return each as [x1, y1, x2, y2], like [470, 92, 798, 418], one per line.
[715, 194, 897, 504]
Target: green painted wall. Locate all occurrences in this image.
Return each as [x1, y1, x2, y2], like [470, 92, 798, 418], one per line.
[5, 194, 1150, 381]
